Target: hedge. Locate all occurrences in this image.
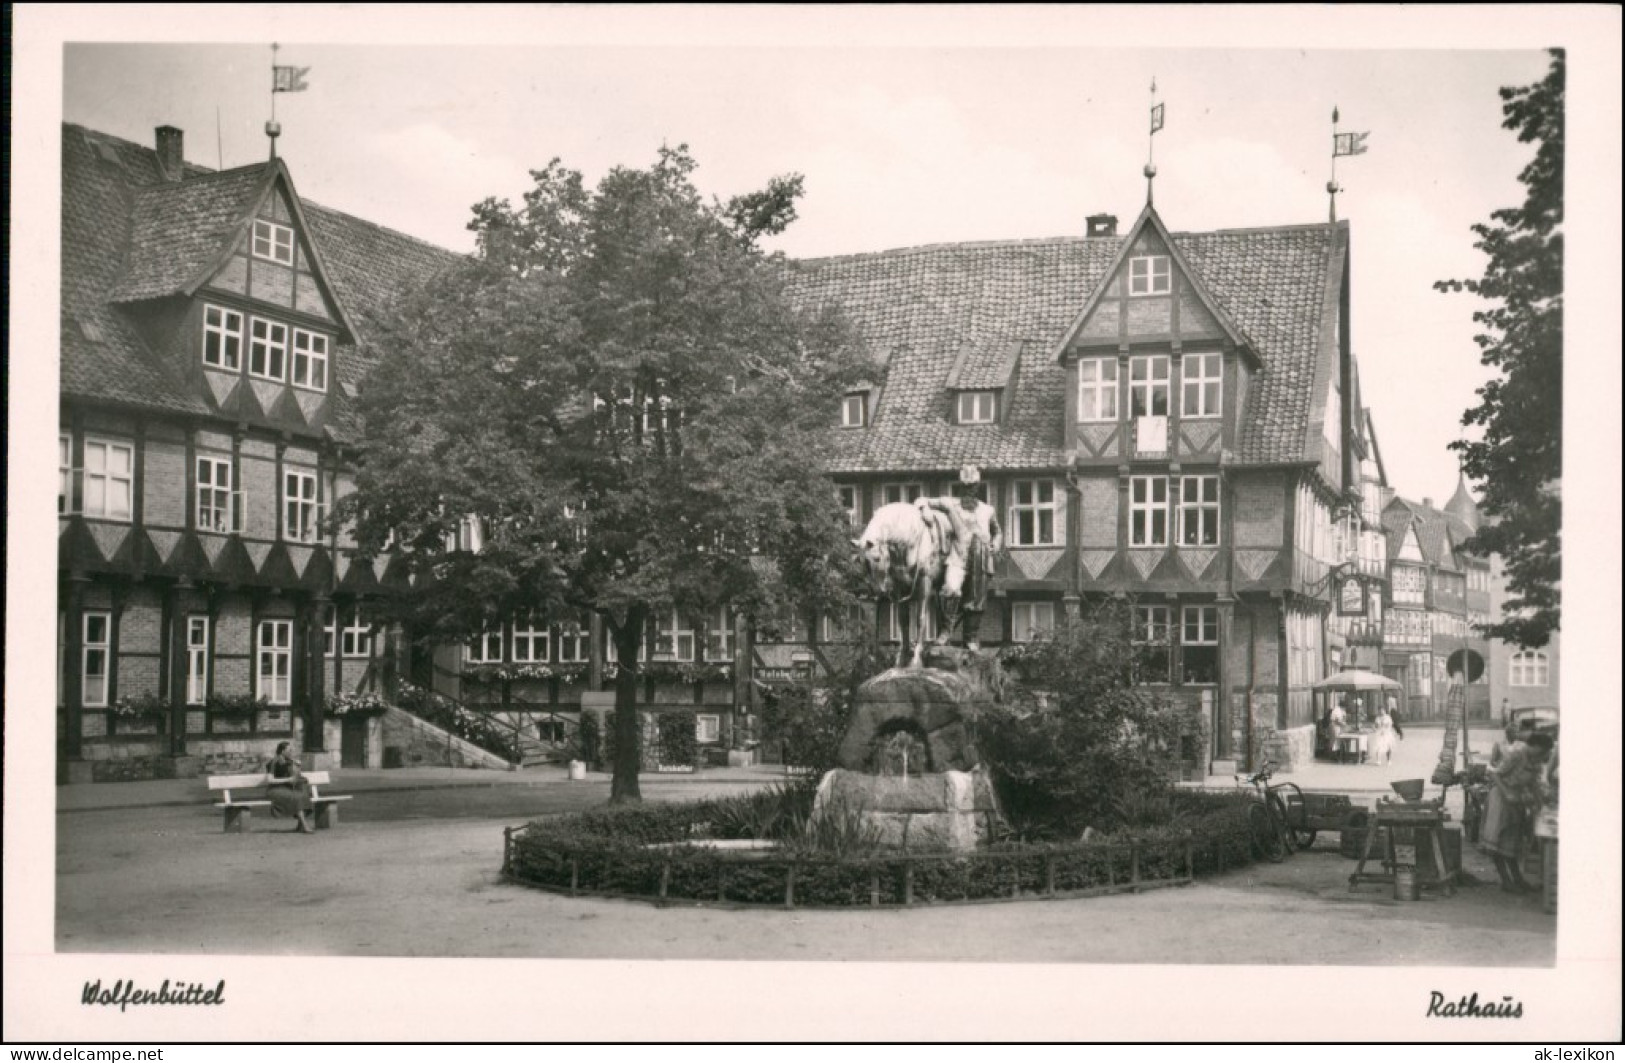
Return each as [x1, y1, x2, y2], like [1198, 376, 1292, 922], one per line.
[504, 788, 1270, 908]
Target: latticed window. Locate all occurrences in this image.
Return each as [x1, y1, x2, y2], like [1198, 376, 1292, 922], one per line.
[1129, 355, 1170, 417]
[1179, 475, 1220, 546]
[1009, 480, 1058, 546]
[1181, 352, 1222, 419]
[1510, 651, 1549, 687]
[82, 611, 112, 707]
[1181, 606, 1219, 684]
[252, 219, 294, 264]
[466, 627, 503, 665]
[186, 616, 209, 704]
[1130, 476, 1169, 547]
[292, 329, 328, 391]
[705, 607, 736, 662]
[655, 610, 696, 662]
[1133, 605, 1171, 684]
[1129, 255, 1171, 295]
[1011, 601, 1055, 642]
[957, 391, 997, 424]
[511, 616, 549, 663]
[196, 456, 234, 532]
[283, 470, 319, 543]
[556, 620, 589, 663]
[249, 318, 289, 380]
[1077, 357, 1118, 422]
[257, 620, 293, 705]
[83, 438, 134, 520]
[203, 305, 243, 369]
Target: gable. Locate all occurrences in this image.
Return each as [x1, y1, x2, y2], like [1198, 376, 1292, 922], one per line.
[1398, 526, 1424, 562]
[1058, 206, 1248, 358]
[203, 181, 340, 324]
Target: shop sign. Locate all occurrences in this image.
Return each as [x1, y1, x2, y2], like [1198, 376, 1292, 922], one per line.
[1337, 577, 1367, 616]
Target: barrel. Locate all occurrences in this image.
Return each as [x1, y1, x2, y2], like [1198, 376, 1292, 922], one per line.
[568, 759, 587, 781]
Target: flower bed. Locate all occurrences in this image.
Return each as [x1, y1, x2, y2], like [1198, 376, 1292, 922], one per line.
[503, 789, 1266, 909]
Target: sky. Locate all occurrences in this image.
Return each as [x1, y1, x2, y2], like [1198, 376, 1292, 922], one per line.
[42, 10, 1586, 506]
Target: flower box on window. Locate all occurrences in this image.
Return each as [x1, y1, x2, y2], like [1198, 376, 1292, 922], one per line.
[207, 693, 270, 717]
[109, 692, 169, 719]
[325, 690, 389, 716]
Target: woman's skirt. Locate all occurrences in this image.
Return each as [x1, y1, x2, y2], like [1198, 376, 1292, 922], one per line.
[267, 780, 313, 816]
[1479, 787, 1526, 860]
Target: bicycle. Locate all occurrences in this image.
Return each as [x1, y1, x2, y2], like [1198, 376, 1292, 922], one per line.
[1235, 762, 1309, 862]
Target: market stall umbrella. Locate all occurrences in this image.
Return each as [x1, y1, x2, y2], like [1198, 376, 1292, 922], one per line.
[1312, 669, 1403, 692]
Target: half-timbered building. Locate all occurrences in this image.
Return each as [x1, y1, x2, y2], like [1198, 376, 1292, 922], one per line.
[58, 123, 459, 781]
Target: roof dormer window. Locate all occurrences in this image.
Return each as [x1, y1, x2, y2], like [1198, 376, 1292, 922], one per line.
[956, 390, 997, 424]
[841, 392, 868, 428]
[252, 219, 294, 265]
[1129, 255, 1170, 296]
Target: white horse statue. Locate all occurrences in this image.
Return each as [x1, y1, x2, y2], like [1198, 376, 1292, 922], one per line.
[853, 501, 966, 668]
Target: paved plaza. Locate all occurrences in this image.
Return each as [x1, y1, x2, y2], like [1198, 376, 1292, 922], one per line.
[53, 725, 1556, 966]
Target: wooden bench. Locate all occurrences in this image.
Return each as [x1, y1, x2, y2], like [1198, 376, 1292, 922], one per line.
[206, 771, 352, 833]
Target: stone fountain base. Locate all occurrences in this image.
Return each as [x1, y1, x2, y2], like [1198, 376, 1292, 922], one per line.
[813, 652, 1007, 851]
[813, 767, 1001, 851]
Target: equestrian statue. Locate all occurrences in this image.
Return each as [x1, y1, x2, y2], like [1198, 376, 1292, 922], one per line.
[852, 466, 1005, 668]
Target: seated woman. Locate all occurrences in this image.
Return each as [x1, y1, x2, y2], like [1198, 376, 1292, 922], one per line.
[266, 741, 315, 834]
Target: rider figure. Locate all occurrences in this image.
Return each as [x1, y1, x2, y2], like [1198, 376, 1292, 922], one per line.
[917, 465, 1003, 650]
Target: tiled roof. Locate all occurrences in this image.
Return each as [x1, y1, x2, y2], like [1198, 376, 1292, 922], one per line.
[948, 339, 1024, 391]
[786, 223, 1342, 472]
[109, 165, 270, 303]
[61, 124, 463, 437]
[61, 128, 212, 416]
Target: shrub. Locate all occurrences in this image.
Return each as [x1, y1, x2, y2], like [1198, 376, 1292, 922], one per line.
[656, 711, 700, 769]
[756, 637, 892, 776]
[505, 782, 1272, 909]
[980, 599, 1191, 839]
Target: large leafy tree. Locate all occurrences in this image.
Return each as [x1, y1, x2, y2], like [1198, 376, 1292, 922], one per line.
[1436, 50, 1563, 648]
[342, 146, 870, 801]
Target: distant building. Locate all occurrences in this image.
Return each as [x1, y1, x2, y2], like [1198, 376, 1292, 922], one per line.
[1439, 476, 1560, 724]
[1378, 488, 1493, 721]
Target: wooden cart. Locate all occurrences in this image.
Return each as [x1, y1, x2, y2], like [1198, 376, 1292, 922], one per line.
[1276, 789, 1358, 848]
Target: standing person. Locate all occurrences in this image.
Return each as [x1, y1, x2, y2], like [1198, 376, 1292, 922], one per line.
[1386, 693, 1405, 740]
[265, 741, 315, 834]
[917, 466, 1003, 651]
[1371, 703, 1396, 766]
[1479, 731, 1553, 893]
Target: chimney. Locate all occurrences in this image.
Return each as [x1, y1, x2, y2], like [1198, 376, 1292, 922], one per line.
[1422, 497, 1433, 510]
[155, 126, 185, 182]
[1086, 213, 1118, 238]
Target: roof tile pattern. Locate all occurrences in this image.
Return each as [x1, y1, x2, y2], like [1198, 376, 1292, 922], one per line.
[110, 165, 269, 302]
[787, 224, 1340, 473]
[61, 124, 462, 436]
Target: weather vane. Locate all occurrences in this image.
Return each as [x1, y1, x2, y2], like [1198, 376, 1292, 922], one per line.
[1328, 105, 1370, 223]
[266, 42, 311, 160]
[1146, 77, 1165, 205]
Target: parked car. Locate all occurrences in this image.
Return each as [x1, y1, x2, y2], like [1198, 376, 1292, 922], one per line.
[1506, 705, 1559, 738]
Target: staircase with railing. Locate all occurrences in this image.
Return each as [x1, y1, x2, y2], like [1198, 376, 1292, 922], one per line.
[356, 659, 580, 769]
[415, 661, 581, 769]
